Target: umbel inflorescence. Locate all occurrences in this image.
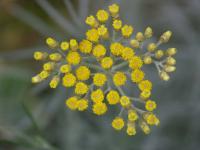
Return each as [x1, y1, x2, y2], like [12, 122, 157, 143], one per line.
[32, 3, 177, 136]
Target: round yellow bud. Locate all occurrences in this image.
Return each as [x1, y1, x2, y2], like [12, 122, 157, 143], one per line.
[135, 32, 144, 42]
[120, 96, 131, 107]
[91, 89, 104, 103]
[113, 72, 127, 86]
[112, 117, 125, 130]
[75, 82, 88, 95]
[92, 44, 106, 58]
[144, 27, 153, 38]
[143, 56, 152, 64]
[92, 102, 107, 115]
[66, 52, 81, 65]
[131, 69, 145, 83]
[166, 48, 177, 56]
[121, 47, 135, 60]
[129, 56, 143, 69]
[49, 76, 60, 88]
[60, 41, 69, 51]
[121, 25, 133, 38]
[93, 73, 107, 87]
[66, 96, 78, 110]
[145, 100, 157, 111]
[155, 50, 164, 59]
[62, 73, 76, 87]
[69, 39, 78, 51]
[109, 3, 119, 18]
[96, 10, 109, 22]
[128, 110, 138, 122]
[160, 30, 172, 43]
[79, 40, 93, 54]
[159, 71, 170, 81]
[86, 29, 99, 42]
[130, 39, 140, 48]
[77, 99, 88, 111]
[147, 43, 157, 52]
[101, 57, 113, 69]
[106, 90, 120, 105]
[112, 19, 122, 30]
[75, 66, 90, 81]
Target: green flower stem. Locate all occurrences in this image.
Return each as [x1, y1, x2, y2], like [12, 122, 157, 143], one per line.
[112, 61, 128, 71]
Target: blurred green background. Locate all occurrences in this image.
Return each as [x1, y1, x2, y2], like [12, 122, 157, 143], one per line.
[0, 0, 200, 150]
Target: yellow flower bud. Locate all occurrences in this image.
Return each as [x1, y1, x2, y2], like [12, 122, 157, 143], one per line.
[147, 43, 157, 52]
[160, 71, 170, 81]
[60, 41, 69, 51]
[160, 30, 172, 43]
[109, 3, 119, 18]
[43, 62, 55, 71]
[60, 64, 71, 73]
[98, 25, 109, 39]
[85, 15, 99, 28]
[164, 65, 176, 72]
[49, 53, 62, 61]
[130, 39, 140, 48]
[49, 76, 60, 88]
[126, 123, 136, 136]
[112, 19, 122, 30]
[144, 27, 153, 38]
[143, 56, 152, 64]
[166, 57, 176, 65]
[140, 121, 150, 134]
[34, 51, 48, 61]
[46, 37, 58, 48]
[70, 39, 78, 51]
[135, 32, 144, 42]
[32, 75, 42, 83]
[155, 50, 164, 59]
[166, 48, 177, 56]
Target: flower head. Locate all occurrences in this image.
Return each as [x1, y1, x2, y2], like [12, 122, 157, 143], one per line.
[32, 3, 177, 136]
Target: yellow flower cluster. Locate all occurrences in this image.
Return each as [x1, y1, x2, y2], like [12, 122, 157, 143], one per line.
[32, 3, 177, 136]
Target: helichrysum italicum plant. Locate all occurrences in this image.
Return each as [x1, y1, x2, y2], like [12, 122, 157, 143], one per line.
[32, 3, 177, 136]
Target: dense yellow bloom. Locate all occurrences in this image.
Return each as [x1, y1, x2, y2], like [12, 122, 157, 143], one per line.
[144, 113, 160, 126]
[49, 76, 60, 88]
[46, 37, 58, 48]
[140, 90, 151, 100]
[49, 53, 62, 61]
[127, 123, 136, 136]
[79, 40, 93, 54]
[77, 99, 88, 111]
[101, 57, 113, 69]
[92, 102, 107, 115]
[113, 72, 127, 86]
[32, 3, 178, 136]
[145, 100, 157, 111]
[75, 82, 88, 95]
[60, 41, 69, 51]
[66, 96, 78, 110]
[120, 96, 131, 107]
[96, 10, 109, 22]
[128, 110, 138, 122]
[34, 51, 47, 60]
[110, 42, 124, 56]
[92, 44, 106, 58]
[98, 25, 109, 39]
[66, 52, 81, 65]
[62, 73, 76, 87]
[131, 69, 145, 83]
[121, 47, 135, 60]
[86, 29, 99, 42]
[75, 66, 90, 81]
[112, 19, 122, 30]
[85, 15, 98, 28]
[129, 56, 143, 69]
[109, 3, 119, 17]
[138, 80, 152, 91]
[93, 73, 107, 87]
[106, 90, 120, 105]
[112, 117, 124, 130]
[121, 25, 133, 38]
[43, 62, 55, 71]
[60, 64, 71, 73]
[91, 89, 104, 103]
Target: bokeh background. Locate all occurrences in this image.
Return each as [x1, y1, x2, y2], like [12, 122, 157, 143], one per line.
[0, 0, 200, 150]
